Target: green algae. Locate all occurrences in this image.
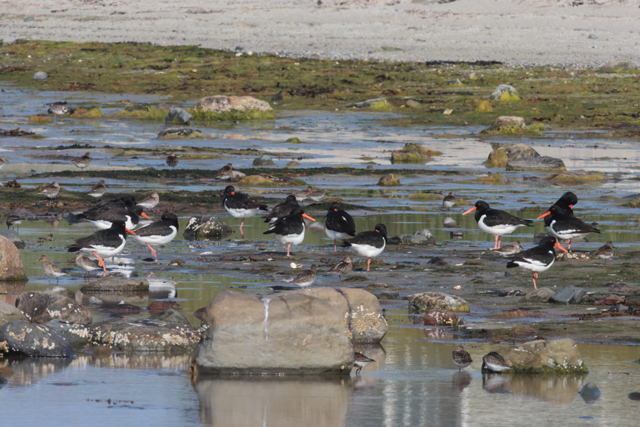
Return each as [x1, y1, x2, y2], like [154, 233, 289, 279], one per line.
[391, 143, 442, 164]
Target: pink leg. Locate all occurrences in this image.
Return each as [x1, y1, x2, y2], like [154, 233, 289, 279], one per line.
[239, 218, 245, 239]
[532, 272, 539, 290]
[497, 235, 502, 249]
[334, 239, 337, 252]
[146, 243, 158, 263]
[366, 258, 371, 272]
[93, 251, 107, 277]
[286, 243, 292, 257]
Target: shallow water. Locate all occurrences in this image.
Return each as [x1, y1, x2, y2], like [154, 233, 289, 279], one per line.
[2, 84, 640, 425]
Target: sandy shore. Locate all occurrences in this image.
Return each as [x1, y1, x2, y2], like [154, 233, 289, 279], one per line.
[0, 0, 639, 67]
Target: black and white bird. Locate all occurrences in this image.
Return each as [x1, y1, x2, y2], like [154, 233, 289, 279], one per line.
[463, 200, 533, 249]
[77, 199, 149, 230]
[264, 208, 315, 257]
[133, 212, 179, 263]
[506, 235, 568, 289]
[592, 241, 614, 266]
[541, 191, 578, 217]
[223, 185, 268, 237]
[285, 264, 317, 288]
[343, 223, 387, 272]
[354, 352, 375, 375]
[443, 192, 457, 208]
[88, 180, 107, 198]
[67, 220, 135, 277]
[482, 352, 511, 373]
[38, 181, 60, 199]
[72, 152, 91, 169]
[324, 202, 356, 252]
[452, 345, 473, 371]
[264, 195, 299, 224]
[537, 204, 600, 251]
[137, 192, 160, 210]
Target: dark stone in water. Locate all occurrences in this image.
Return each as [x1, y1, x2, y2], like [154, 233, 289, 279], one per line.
[183, 215, 233, 240]
[157, 127, 200, 138]
[147, 300, 181, 315]
[579, 382, 601, 403]
[45, 319, 90, 348]
[0, 320, 74, 357]
[16, 291, 92, 326]
[628, 392, 640, 401]
[165, 108, 192, 125]
[427, 257, 448, 266]
[105, 303, 142, 315]
[550, 285, 585, 304]
[149, 309, 191, 325]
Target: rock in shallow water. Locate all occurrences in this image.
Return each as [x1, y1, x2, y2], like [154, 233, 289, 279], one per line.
[579, 382, 601, 403]
[549, 285, 585, 304]
[506, 156, 566, 172]
[487, 338, 587, 374]
[16, 291, 92, 326]
[0, 320, 74, 357]
[183, 215, 233, 240]
[0, 235, 27, 281]
[45, 319, 90, 348]
[165, 107, 192, 124]
[33, 71, 47, 80]
[0, 301, 28, 327]
[253, 154, 275, 166]
[409, 292, 470, 315]
[157, 127, 202, 139]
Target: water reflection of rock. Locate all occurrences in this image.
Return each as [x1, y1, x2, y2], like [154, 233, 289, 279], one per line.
[482, 373, 585, 403]
[194, 377, 352, 427]
[423, 327, 454, 340]
[3, 356, 72, 386]
[0, 282, 25, 306]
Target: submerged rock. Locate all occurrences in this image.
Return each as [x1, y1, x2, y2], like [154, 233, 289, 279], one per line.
[157, 127, 202, 139]
[183, 215, 233, 240]
[550, 285, 585, 304]
[506, 156, 566, 172]
[489, 84, 520, 101]
[484, 143, 539, 168]
[409, 292, 470, 314]
[165, 107, 192, 124]
[0, 235, 27, 281]
[579, 382, 601, 403]
[488, 338, 588, 374]
[16, 291, 92, 326]
[378, 174, 400, 186]
[88, 319, 200, 353]
[0, 300, 28, 328]
[253, 154, 276, 166]
[424, 309, 460, 326]
[193, 95, 274, 121]
[0, 320, 74, 357]
[80, 278, 149, 294]
[390, 143, 441, 164]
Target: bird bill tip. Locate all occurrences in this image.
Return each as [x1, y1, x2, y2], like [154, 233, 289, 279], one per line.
[462, 207, 476, 215]
[554, 243, 568, 252]
[302, 213, 316, 221]
[536, 212, 551, 219]
[141, 212, 151, 220]
[126, 228, 136, 235]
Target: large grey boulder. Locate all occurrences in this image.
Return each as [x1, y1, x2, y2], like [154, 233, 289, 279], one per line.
[45, 319, 90, 348]
[486, 338, 587, 374]
[0, 320, 74, 357]
[0, 300, 28, 327]
[16, 291, 92, 326]
[506, 156, 566, 172]
[409, 292, 470, 314]
[485, 143, 539, 168]
[195, 95, 273, 114]
[183, 215, 233, 240]
[0, 235, 27, 281]
[489, 84, 520, 101]
[88, 318, 200, 353]
[549, 285, 585, 304]
[253, 154, 275, 166]
[191, 289, 355, 375]
[0, 228, 25, 249]
[80, 278, 149, 294]
[165, 108, 192, 125]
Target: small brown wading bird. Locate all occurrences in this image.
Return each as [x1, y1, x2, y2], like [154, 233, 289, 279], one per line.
[489, 241, 522, 257]
[354, 352, 375, 375]
[592, 241, 614, 266]
[38, 181, 60, 199]
[75, 252, 101, 273]
[330, 256, 353, 274]
[506, 235, 567, 289]
[308, 187, 326, 203]
[216, 163, 246, 182]
[292, 186, 312, 203]
[442, 192, 457, 208]
[285, 264, 317, 289]
[0, 156, 7, 170]
[452, 345, 473, 371]
[72, 152, 91, 169]
[482, 352, 511, 373]
[88, 180, 107, 198]
[463, 200, 533, 250]
[137, 192, 160, 210]
[166, 153, 179, 168]
[37, 255, 68, 283]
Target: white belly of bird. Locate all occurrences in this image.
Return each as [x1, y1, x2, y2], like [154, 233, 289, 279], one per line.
[89, 216, 135, 230]
[83, 235, 127, 258]
[513, 252, 554, 273]
[293, 278, 314, 288]
[224, 202, 258, 219]
[134, 226, 177, 246]
[478, 215, 522, 236]
[274, 227, 305, 246]
[350, 240, 385, 258]
[443, 200, 456, 208]
[547, 220, 588, 240]
[485, 361, 511, 372]
[354, 360, 371, 369]
[325, 225, 351, 241]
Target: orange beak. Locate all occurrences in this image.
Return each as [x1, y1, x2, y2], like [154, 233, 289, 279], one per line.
[462, 207, 476, 215]
[554, 243, 568, 252]
[537, 211, 551, 220]
[569, 204, 573, 209]
[302, 213, 315, 221]
[141, 212, 151, 220]
[126, 228, 136, 235]
[231, 191, 235, 195]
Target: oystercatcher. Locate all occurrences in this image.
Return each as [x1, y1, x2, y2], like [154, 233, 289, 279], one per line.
[354, 352, 375, 375]
[324, 202, 356, 251]
[343, 223, 387, 272]
[77, 202, 149, 230]
[537, 204, 600, 251]
[506, 235, 568, 289]
[463, 200, 533, 249]
[592, 241, 614, 266]
[88, 180, 107, 198]
[285, 264, 317, 288]
[550, 191, 578, 217]
[482, 352, 511, 373]
[37, 255, 67, 283]
[264, 195, 299, 224]
[38, 181, 60, 199]
[223, 185, 268, 237]
[452, 345, 473, 371]
[263, 208, 315, 257]
[72, 152, 91, 169]
[166, 153, 179, 168]
[137, 192, 159, 210]
[68, 220, 135, 277]
[443, 192, 457, 208]
[133, 212, 179, 263]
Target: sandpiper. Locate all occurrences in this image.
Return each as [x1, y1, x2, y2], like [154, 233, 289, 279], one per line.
[216, 163, 246, 182]
[291, 186, 312, 203]
[6, 214, 22, 231]
[72, 152, 91, 169]
[354, 352, 375, 375]
[489, 241, 522, 257]
[443, 192, 457, 208]
[137, 192, 160, 210]
[0, 156, 7, 170]
[75, 252, 101, 273]
[482, 352, 511, 373]
[46, 101, 69, 116]
[452, 345, 473, 371]
[38, 181, 60, 199]
[592, 241, 614, 266]
[37, 255, 68, 283]
[285, 264, 317, 288]
[308, 187, 326, 203]
[166, 153, 179, 168]
[88, 180, 107, 198]
[330, 256, 353, 274]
